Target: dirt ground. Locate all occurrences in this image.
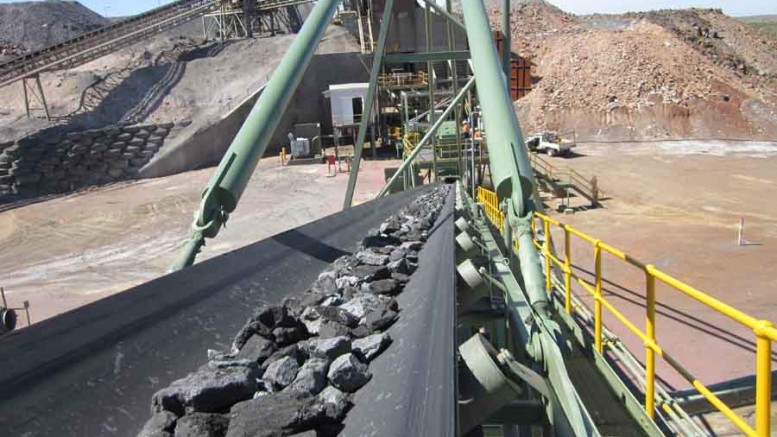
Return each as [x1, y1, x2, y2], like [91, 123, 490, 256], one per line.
[537, 140, 777, 430]
[0, 156, 399, 324]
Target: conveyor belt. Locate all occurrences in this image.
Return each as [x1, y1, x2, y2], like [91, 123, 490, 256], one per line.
[0, 0, 216, 88]
[341, 187, 456, 436]
[0, 186, 448, 436]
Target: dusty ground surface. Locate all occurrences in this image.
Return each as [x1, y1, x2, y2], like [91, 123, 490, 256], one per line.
[0, 157, 399, 324]
[536, 140, 777, 430]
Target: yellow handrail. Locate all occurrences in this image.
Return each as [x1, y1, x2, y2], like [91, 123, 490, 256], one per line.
[475, 186, 775, 436]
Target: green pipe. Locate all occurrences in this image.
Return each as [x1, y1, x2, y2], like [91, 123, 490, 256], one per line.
[460, 0, 536, 216]
[502, 0, 511, 79]
[169, 0, 341, 271]
[461, 0, 548, 310]
[425, 2, 437, 182]
[377, 77, 475, 198]
[342, 0, 395, 209]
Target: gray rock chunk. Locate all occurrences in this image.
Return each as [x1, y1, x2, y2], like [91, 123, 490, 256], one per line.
[301, 318, 321, 335]
[352, 332, 392, 362]
[152, 367, 259, 415]
[379, 219, 401, 234]
[331, 255, 359, 275]
[352, 264, 390, 281]
[327, 353, 372, 393]
[316, 385, 353, 422]
[320, 295, 344, 307]
[387, 258, 410, 274]
[288, 431, 317, 437]
[400, 241, 424, 251]
[226, 391, 307, 437]
[318, 320, 351, 338]
[335, 275, 359, 289]
[263, 356, 299, 391]
[316, 305, 358, 327]
[227, 390, 348, 437]
[363, 278, 401, 296]
[272, 325, 307, 346]
[207, 359, 258, 372]
[391, 272, 411, 284]
[362, 230, 401, 248]
[138, 410, 177, 437]
[235, 335, 276, 365]
[364, 307, 399, 332]
[311, 270, 337, 295]
[340, 294, 383, 319]
[263, 344, 307, 368]
[174, 413, 229, 437]
[232, 305, 294, 351]
[306, 336, 351, 360]
[289, 358, 330, 395]
[355, 250, 389, 266]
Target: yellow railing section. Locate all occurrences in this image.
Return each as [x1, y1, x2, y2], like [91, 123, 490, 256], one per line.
[377, 71, 428, 87]
[403, 132, 420, 156]
[475, 186, 777, 436]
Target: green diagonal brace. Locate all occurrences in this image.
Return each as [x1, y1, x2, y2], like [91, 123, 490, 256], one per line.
[342, 0, 395, 209]
[377, 76, 475, 198]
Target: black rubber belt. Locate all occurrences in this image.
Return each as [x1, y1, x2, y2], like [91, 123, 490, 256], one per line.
[0, 186, 434, 436]
[340, 187, 456, 437]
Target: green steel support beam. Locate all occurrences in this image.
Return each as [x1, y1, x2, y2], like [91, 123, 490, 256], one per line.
[421, 0, 465, 33]
[502, 0, 511, 79]
[342, 0, 395, 209]
[426, 2, 437, 182]
[169, 0, 341, 271]
[447, 0, 463, 178]
[384, 50, 470, 63]
[377, 77, 475, 198]
[461, 0, 536, 217]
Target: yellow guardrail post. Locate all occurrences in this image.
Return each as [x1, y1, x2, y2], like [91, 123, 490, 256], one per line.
[564, 226, 572, 314]
[755, 320, 773, 436]
[594, 240, 603, 353]
[645, 266, 657, 419]
[544, 219, 552, 295]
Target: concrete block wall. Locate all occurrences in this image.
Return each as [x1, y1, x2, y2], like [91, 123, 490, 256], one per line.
[0, 122, 175, 201]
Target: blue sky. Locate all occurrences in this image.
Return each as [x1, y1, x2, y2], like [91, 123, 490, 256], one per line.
[1, 0, 774, 17]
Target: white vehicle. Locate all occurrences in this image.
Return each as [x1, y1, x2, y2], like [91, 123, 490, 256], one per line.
[525, 131, 576, 157]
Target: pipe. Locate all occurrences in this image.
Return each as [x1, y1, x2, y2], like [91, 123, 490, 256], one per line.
[502, 0, 510, 80]
[169, 0, 341, 271]
[377, 77, 475, 198]
[461, 0, 537, 216]
[461, 0, 548, 313]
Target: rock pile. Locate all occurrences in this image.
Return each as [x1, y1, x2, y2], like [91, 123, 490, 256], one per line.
[483, 3, 777, 140]
[0, 122, 174, 200]
[139, 186, 450, 437]
[0, 1, 109, 54]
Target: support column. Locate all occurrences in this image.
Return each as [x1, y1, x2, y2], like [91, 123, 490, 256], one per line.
[447, 0, 462, 178]
[170, 0, 343, 271]
[502, 0, 511, 80]
[343, 0, 395, 209]
[426, 2, 437, 182]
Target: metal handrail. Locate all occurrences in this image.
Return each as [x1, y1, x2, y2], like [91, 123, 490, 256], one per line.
[477, 186, 775, 436]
